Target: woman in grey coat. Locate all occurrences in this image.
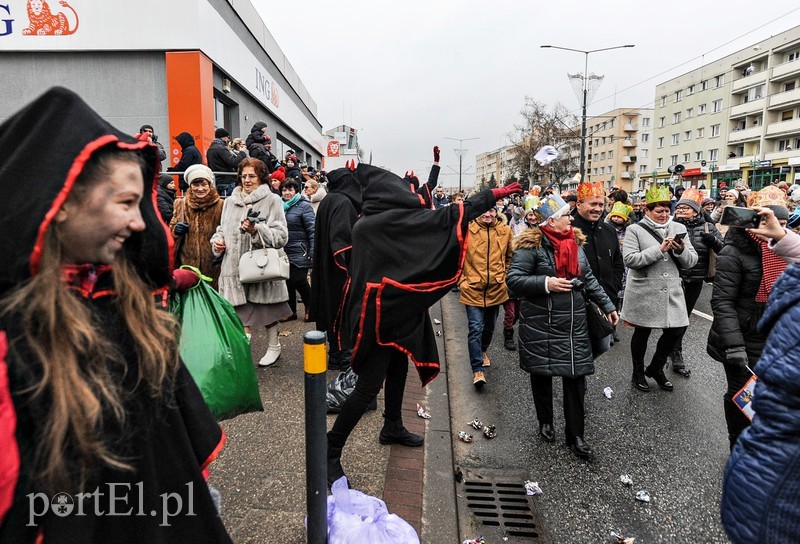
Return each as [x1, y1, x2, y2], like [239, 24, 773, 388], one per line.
[620, 192, 698, 392]
[507, 195, 618, 459]
[211, 158, 291, 367]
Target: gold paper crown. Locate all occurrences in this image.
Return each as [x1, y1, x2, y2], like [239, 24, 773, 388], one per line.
[750, 185, 788, 208]
[608, 201, 633, 220]
[645, 183, 671, 205]
[576, 181, 605, 201]
[680, 188, 704, 205]
[530, 194, 570, 224]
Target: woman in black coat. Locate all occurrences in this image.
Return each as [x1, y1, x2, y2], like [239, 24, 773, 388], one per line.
[156, 173, 176, 224]
[671, 193, 723, 376]
[506, 199, 617, 460]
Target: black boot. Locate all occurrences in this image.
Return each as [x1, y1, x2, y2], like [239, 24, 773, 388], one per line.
[632, 360, 650, 392]
[503, 328, 516, 351]
[327, 438, 348, 487]
[645, 356, 674, 391]
[671, 350, 690, 378]
[379, 418, 424, 447]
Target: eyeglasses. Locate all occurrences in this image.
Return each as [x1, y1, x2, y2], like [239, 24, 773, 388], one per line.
[675, 205, 692, 211]
[240, 174, 258, 180]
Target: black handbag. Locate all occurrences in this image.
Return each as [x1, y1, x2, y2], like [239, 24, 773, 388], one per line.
[585, 295, 614, 358]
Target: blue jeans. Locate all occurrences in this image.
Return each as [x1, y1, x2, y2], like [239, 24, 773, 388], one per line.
[465, 304, 500, 373]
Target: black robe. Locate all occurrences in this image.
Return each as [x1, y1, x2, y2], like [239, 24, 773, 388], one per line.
[0, 87, 230, 543]
[344, 164, 496, 386]
[404, 164, 440, 210]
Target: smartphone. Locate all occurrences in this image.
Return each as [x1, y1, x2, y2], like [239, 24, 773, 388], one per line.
[672, 232, 686, 242]
[720, 206, 761, 228]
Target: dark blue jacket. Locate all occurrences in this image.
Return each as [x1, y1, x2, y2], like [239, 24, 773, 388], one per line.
[721, 263, 800, 543]
[283, 198, 315, 268]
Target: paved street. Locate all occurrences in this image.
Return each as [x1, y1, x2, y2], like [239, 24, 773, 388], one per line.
[444, 283, 731, 543]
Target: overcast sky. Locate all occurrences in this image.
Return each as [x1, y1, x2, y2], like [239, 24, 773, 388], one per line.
[254, 1, 800, 186]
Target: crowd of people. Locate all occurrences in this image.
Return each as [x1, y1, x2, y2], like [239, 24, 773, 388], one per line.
[0, 87, 797, 542]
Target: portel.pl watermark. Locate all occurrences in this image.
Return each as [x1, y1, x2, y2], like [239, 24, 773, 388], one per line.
[27, 481, 197, 527]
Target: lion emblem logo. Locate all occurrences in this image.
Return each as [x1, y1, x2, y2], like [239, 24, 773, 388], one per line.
[22, 0, 79, 36]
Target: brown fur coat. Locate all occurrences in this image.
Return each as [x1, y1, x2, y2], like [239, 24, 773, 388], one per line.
[170, 191, 224, 287]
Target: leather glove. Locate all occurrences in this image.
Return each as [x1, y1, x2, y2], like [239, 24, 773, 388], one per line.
[173, 221, 190, 236]
[172, 268, 200, 292]
[491, 182, 523, 201]
[725, 347, 749, 369]
[700, 232, 716, 245]
[433, 145, 440, 162]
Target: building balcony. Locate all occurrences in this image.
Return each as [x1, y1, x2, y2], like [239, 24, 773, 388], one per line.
[728, 125, 763, 143]
[732, 72, 768, 93]
[621, 155, 637, 163]
[768, 87, 800, 110]
[765, 148, 800, 161]
[771, 59, 800, 82]
[765, 117, 800, 137]
[622, 139, 636, 148]
[620, 172, 633, 179]
[623, 124, 638, 132]
[730, 97, 766, 118]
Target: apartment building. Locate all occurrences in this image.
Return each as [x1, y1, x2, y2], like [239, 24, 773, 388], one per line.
[653, 25, 800, 193]
[475, 145, 516, 187]
[581, 108, 654, 193]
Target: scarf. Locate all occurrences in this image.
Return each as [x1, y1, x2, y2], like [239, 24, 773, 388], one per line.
[539, 225, 580, 279]
[750, 233, 788, 303]
[186, 187, 220, 211]
[283, 193, 302, 211]
[640, 214, 672, 239]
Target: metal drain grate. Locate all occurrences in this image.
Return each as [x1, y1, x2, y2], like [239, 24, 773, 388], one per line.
[457, 469, 551, 542]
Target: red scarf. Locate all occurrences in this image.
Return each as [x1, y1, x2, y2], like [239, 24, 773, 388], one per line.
[540, 225, 580, 279]
[749, 234, 788, 303]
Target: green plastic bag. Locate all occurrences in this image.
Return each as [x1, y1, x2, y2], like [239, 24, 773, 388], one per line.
[170, 267, 263, 420]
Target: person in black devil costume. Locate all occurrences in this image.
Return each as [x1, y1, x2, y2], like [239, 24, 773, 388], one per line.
[404, 145, 441, 209]
[326, 163, 521, 486]
[0, 88, 231, 543]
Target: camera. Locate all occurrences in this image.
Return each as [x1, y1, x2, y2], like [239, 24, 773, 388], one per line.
[569, 277, 584, 290]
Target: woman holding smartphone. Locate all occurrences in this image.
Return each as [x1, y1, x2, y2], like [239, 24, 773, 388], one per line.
[620, 184, 698, 393]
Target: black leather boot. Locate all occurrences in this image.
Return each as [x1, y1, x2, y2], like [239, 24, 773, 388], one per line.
[632, 360, 650, 392]
[503, 328, 516, 351]
[645, 356, 674, 391]
[671, 350, 690, 378]
[379, 418, 424, 447]
[327, 441, 348, 487]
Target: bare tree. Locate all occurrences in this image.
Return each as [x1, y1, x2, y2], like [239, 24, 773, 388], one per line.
[507, 97, 581, 192]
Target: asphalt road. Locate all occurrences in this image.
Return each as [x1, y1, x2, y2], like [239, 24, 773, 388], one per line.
[444, 283, 732, 543]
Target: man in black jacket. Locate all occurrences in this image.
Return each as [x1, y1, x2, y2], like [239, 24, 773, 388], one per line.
[206, 128, 245, 196]
[571, 182, 625, 344]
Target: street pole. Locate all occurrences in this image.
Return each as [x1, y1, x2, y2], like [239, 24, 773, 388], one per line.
[444, 136, 479, 194]
[540, 44, 635, 184]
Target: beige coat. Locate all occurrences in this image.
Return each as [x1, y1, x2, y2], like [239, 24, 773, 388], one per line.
[459, 217, 514, 307]
[211, 185, 289, 306]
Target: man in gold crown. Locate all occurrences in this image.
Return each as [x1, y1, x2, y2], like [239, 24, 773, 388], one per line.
[571, 181, 624, 345]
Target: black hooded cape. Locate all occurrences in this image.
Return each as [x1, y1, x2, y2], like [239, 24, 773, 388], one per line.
[0, 87, 230, 543]
[344, 164, 496, 385]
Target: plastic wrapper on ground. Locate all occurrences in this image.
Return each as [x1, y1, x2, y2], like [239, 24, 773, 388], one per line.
[326, 368, 359, 413]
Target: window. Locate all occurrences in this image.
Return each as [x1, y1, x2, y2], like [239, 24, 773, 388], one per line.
[608, 150, 614, 159]
[709, 149, 719, 161]
[593, 168, 598, 175]
[745, 85, 764, 102]
[608, 165, 613, 173]
[684, 131, 692, 141]
[698, 104, 707, 115]
[673, 112, 681, 124]
[641, 133, 650, 143]
[711, 124, 720, 137]
[779, 139, 792, 151]
[686, 107, 693, 118]
[657, 158, 664, 168]
[670, 155, 679, 165]
[594, 139, 599, 146]
[714, 74, 725, 88]
[600, 167, 605, 174]
[602, 122, 607, 130]
[593, 153, 599, 162]
[642, 117, 650, 127]
[610, 119, 615, 128]
[661, 96, 667, 107]
[657, 137, 664, 148]
[671, 134, 680, 145]
[695, 151, 703, 161]
[697, 127, 704, 138]
[601, 152, 606, 160]
[701, 80, 708, 91]
[659, 117, 666, 128]
[783, 110, 794, 121]
[602, 137, 607, 145]
[683, 153, 690, 163]
[639, 164, 648, 173]
[675, 90, 683, 102]
[713, 99, 723, 113]
[641, 149, 649, 158]
[688, 85, 695, 95]
[785, 82, 796, 92]
[788, 51, 799, 62]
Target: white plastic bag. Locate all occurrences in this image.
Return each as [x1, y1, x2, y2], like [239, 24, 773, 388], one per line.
[327, 476, 420, 544]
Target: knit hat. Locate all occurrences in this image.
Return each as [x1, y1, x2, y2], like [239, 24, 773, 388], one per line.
[270, 166, 286, 182]
[701, 197, 714, 207]
[608, 201, 633, 221]
[676, 187, 703, 213]
[139, 124, 154, 133]
[184, 164, 215, 187]
[214, 127, 230, 139]
[531, 194, 571, 225]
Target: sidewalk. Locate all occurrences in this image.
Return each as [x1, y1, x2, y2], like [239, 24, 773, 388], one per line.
[208, 301, 458, 542]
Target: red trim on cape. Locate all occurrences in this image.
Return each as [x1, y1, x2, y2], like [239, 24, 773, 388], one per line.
[0, 331, 20, 526]
[200, 428, 226, 471]
[335, 277, 351, 352]
[332, 246, 351, 272]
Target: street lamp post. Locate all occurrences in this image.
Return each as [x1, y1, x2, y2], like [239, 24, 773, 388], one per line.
[540, 44, 635, 184]
[444, 136, 479, 193]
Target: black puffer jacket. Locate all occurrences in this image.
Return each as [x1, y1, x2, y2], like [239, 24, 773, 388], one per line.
[706, 227, 765, 365]
[506, 227, 615, 378]
[156, 174, 175, 224]
[167, 132, 202, 189]
[571, 212, 625, 305]
[674, 214, 724, 283]
[206, 138, 245, 172]
[245, 122, 279, 172]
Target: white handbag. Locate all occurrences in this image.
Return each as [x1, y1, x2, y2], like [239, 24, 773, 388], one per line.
[238, 231, 290, 284]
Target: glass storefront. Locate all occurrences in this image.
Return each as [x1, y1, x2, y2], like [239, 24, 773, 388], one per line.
[748, 167, 782, 190]
[711, 171, 741, 197]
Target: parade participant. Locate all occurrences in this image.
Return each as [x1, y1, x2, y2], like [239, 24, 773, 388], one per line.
[706, 187, 789, 448]
[459, 206, 514, 387]
[211, 158, 290, 367]
[571, 181, 624, 348]
[669, 188, 723, 376]
[605, 201, 633, 319]
[621, 183, 698, 393]
[404, 146, 442, 209]
[279, 178, 315, 322]
[326, 163, 521, 485]
[170, 164, 224, 288]
[0, 87, 230, 542]
[507, 194, 617, 459]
